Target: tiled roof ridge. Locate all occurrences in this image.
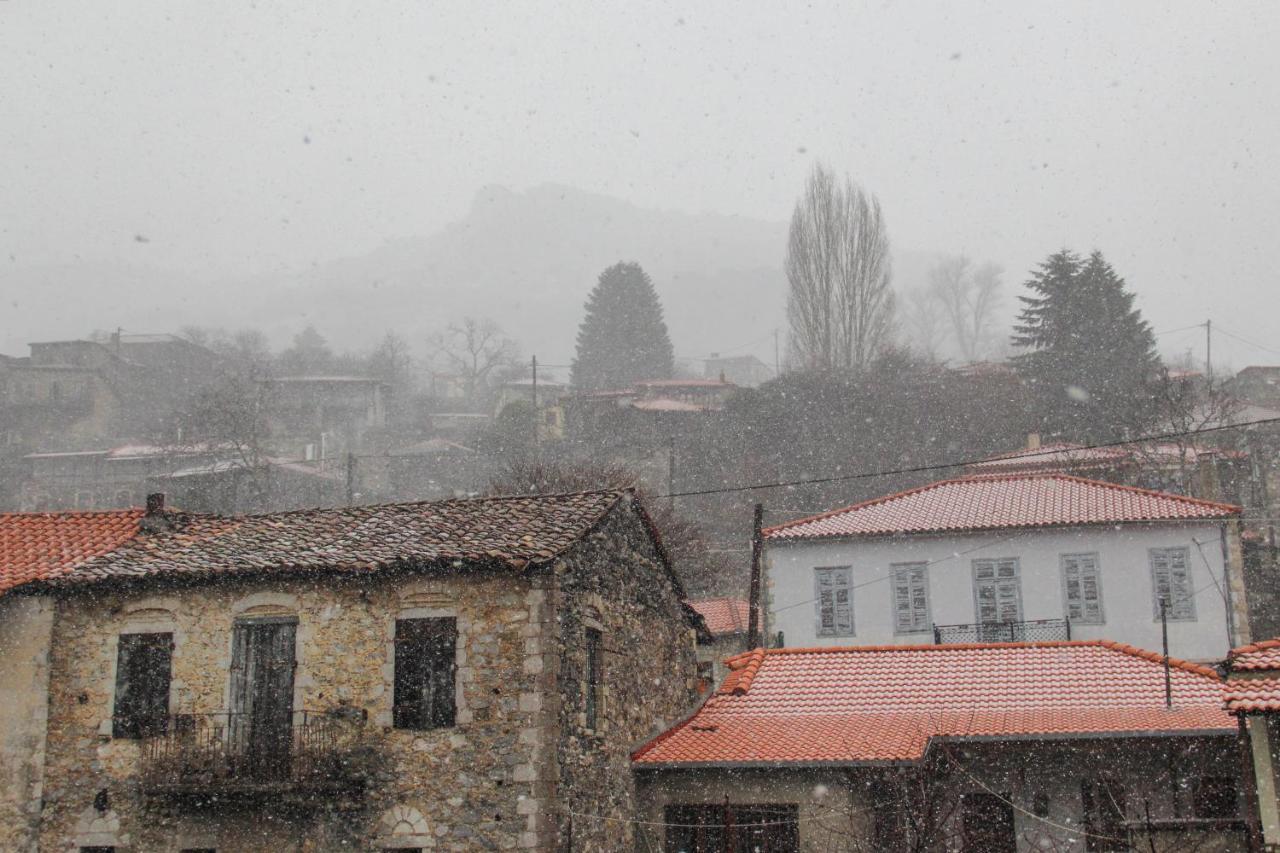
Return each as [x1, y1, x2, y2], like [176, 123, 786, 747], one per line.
[0, 507, 146, 521]
[717, 640, 1221, 695]
[224, 488, 631, 521]
[763, 472, 1241, 538]
[1229, 637, 1280, 658]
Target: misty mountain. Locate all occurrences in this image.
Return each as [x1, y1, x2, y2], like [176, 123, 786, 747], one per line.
[3, 184, 940, 371]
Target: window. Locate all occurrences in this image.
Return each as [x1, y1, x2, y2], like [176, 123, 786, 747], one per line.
[664, 803, 799, 853]
[393, 617, 457, 730]
[1061, 553, 1105, 624]
[585, 627, 602, 729]
[1193, 776, 1239, 819]
[112, 632, 173, 739]
[1150, 547, 1196, 621]
[891, 563, 930, 633]
[972, 559, 1022, 626]
[814, 566, 854, 637]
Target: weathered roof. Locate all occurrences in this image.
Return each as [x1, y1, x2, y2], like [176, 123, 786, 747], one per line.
[688, 597, 751, 636]
[0, 509, 145, 595]
[1224, 679, 1280, 713]
[632, 641, 1232, 767]
[764, 474, 1239, 541]
[1228, 637, 1280, 672]
[54, 491, 635, 587]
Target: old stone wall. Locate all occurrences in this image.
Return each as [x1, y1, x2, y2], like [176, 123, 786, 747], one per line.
[38, 567, 552, 852]
[0, 592, 54, 853]
[552, 503, 701, 852]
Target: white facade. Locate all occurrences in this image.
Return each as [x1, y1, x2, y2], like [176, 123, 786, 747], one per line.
[766, 521, 1238, 661]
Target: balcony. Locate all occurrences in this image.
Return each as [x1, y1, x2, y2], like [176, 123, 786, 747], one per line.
[139, 709, 370, 799]
[932, 618, 1071, 645]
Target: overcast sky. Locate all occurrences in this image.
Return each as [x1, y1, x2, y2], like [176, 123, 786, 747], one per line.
[3, 1, 1278, 366]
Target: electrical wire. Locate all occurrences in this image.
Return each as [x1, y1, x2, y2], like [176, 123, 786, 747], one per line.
[1213, 325, 1280, 359]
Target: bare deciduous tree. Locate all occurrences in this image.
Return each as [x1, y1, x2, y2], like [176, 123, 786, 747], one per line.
[903, 286, 946, 361]
[929, 254, 1002, 362]
[431, 317, 519, 404]
[786, 163, 895, 373]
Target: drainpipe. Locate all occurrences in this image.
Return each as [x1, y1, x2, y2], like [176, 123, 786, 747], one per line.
[747, 504, 764, 649]
[1239, 715, 1265, 853]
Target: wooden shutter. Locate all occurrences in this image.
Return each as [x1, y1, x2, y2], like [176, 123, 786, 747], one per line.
[1062, 553, 1104, 623]
[892, 564, 929, 633]
[585, 627, 602, 729]
[814, 567, 853, 637]
[394, 617, 457, 729]
[1150, 548, 1195, 620]
[973, 559, 1021, 625]
[112, 632, 172, 739]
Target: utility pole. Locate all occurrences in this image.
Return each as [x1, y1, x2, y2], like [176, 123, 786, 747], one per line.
[667, 436, 676, 513]
[747, 503, 765, 649]
[531, 354, 539, 449]
[1160, 597, 1172, 709]
[1205, 319, 1213, 380]
[345, 452, 356, 506]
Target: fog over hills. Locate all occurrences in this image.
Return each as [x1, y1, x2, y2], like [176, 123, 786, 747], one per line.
[4, 184, 941, 370]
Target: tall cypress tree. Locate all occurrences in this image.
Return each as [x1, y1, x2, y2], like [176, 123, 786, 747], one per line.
[571, 262, 675, 390]
[1012, 249, 1161, 442]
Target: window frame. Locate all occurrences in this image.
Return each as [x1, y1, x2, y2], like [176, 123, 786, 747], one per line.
[585, 626, 603, 730]
[1060, 552, 1105, 625]
[813, 565, 855, 638]
[392, 616, 457, 731]
[890, 562, 931, 635]
[1149, 547, 1196, 622]
[971, 558, 1023, 626]
[111, 631, 174, 740]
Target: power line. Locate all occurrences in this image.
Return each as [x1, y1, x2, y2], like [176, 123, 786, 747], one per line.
[1213, 325, 1280, 359]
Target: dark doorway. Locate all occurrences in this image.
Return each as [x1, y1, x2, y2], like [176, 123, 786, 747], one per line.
[961, 792, 1016, 853]
[229, 618, 297, 781]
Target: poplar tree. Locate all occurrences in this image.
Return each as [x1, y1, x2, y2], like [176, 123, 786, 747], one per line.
[1012, 249, 1161, 442]
[571, 262, 675, 390]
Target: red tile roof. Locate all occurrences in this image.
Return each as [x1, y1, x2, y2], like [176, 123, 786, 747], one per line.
[53, 491, 646, 588]
[1224, 678, 1280, 713]
[1228, 638, 1280, 672]
[688, 598, 751, 636]
[0, 509, 144, 596]
[632, 641, 1232, 767]
[764, 474, 1239, 541]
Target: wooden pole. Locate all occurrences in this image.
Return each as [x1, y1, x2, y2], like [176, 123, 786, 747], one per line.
[1161, 597, 1172, 709]
[747, 503, 765, 649]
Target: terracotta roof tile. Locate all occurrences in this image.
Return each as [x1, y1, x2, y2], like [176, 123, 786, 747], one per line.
[1228, 637, 1280, 671]
[1224, 678, 1280, 712]
[764, 474, 1239, 541]
[0, 509, 144, 596]
[56, 491, 632, 587]
[633, 641, 1232, 767]
[688, 598, 751, 635]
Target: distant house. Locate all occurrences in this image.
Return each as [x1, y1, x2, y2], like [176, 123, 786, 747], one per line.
[257, 375, 387, 462]
[1233, 366, 1280, 410]
[765, 473, 1247, 661]
[703, 353, 773, 388]
[18, 443, 232, 511]
[635, 641, 1250, 851]
[687, 597, 752, 687]
[0, 490, 699, 852]
[493, 378, 568, 441]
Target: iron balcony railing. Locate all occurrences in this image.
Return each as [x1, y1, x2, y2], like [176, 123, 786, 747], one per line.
[933, 618, 1071, 645]
[139, 709, 367, 796]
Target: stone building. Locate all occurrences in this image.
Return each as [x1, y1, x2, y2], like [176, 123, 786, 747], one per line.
[634, 641, 1256, 852]
[1, 489, 700, 852]
[1224, 636, 1280, 849]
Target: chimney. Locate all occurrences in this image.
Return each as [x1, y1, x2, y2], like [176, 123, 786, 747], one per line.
[141, 492, 172, 533]
[1026, 432, 1042, 451]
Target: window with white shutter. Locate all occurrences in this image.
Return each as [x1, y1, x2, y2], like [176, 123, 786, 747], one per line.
[891, 563, 930, 633]
[1061, 553, 1105, 624]
[814, 566, 854, 637]
[1150, 547, 1196, 620]
[972, 558, 1022, 626]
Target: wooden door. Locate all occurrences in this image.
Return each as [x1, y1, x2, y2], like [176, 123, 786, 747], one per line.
[229, 619, 297, 781]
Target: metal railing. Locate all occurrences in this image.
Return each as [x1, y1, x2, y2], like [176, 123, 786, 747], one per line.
[139, 709, 367, 795]
[932, 618, 1071, 645]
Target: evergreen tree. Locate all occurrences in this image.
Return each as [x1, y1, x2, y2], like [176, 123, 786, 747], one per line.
[1012, 249, 1161, 442]
[571, 262, 675, 390]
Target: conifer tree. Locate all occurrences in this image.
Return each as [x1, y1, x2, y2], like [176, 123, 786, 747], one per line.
[1012, 249, 1161, 442]
[571, 262, 675, 390]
